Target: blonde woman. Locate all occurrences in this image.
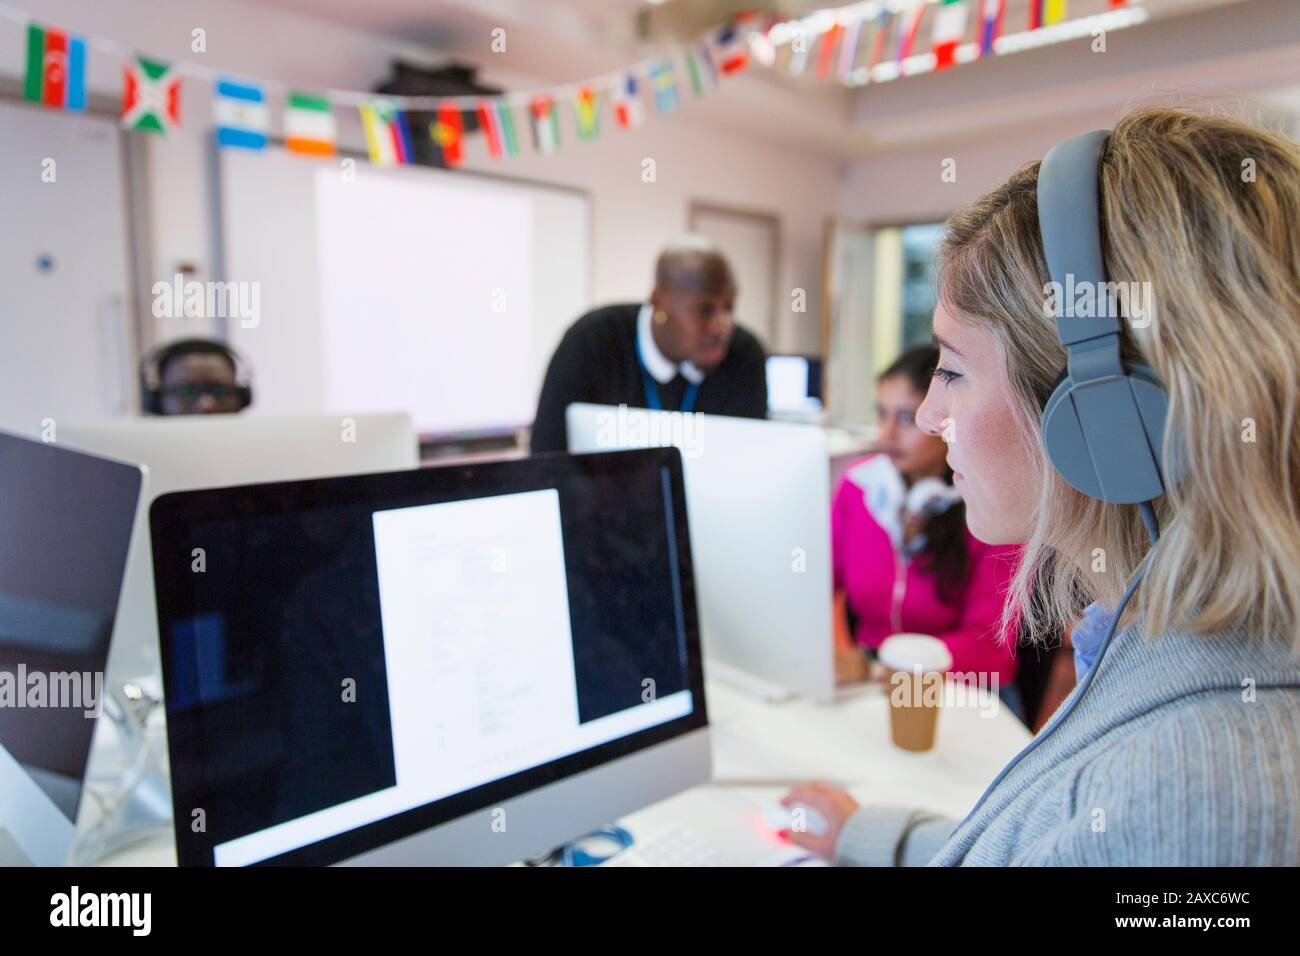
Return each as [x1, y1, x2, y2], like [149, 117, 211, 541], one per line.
[782, 106, 1300, 866]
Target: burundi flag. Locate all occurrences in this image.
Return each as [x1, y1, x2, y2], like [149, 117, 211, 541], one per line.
[122, 57, 181, 134]
[931, 0, 971, 71]
[611, 74, 645, 130]
[24, 22, 87, 111]
[285, 92, 336, 156]
[360, 100, 413, 166]
[649, 59, 680, 114]
[214, 78, 268, 150]
[478, 100, 520, 159]
[429, 106, 464, 167]
[572, 87, 600, 141]
[530, 95, 560, 154]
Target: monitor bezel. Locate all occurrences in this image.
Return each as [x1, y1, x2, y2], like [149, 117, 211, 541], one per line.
[149, 446, 707, 867]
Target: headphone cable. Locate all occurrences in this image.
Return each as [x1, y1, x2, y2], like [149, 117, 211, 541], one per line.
[954, 501, 1160, 830]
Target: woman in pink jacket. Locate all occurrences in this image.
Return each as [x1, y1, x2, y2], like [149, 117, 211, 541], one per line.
[833, 346, 1023, 715]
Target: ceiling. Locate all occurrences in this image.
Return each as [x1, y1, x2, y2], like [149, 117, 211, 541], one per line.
[247, 0, 1300, 156]
[252, 0, 1248, 46]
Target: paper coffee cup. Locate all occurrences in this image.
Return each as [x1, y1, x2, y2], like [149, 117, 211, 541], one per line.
[878, 634, 953, 752]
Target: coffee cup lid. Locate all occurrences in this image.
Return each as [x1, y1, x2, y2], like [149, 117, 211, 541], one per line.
[878, 634, 953, 674]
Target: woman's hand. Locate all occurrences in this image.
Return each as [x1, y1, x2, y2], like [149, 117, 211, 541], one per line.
[779, 781, 861, 860]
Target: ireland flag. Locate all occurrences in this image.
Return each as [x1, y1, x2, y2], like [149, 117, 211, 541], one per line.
[285, 92, 336, 156]
[122, 57, 181, 134]
[24, 22, 87, 111]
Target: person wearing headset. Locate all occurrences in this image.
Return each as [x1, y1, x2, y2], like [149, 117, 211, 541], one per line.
[529, 235, 768, 454]
[139, 338, 253, 416]
[781, 106, 1300, 866]
[832, 345, 1022, 716]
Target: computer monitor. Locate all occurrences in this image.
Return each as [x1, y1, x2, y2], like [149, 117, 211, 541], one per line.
[0, 430, 142, 865]
[149, 447, 709, 866]
[57, 414, 419, 690]
[766, 355, 823, 416]
[566, 404, 834, 701]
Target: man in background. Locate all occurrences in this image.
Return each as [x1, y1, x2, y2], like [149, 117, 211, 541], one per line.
[530, 235, 768, 453]
[139, 338, 253, 416]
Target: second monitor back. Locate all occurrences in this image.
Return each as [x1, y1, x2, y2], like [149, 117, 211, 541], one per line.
[566, 404, 833, 702]
[57, 413, 419, 692]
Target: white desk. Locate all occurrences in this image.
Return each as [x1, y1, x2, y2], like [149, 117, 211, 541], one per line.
[708, 677, 1028, 803]
[604, 676, 1030, 865]
[87, 674, 1028, 867]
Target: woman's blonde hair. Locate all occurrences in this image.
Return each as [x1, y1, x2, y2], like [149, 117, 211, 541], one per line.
[937, 106, 1300, 647]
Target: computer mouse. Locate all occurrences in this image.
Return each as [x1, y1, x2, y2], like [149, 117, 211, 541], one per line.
[762, 802, 829, 837]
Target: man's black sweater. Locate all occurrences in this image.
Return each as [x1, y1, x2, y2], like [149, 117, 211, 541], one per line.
[530, 303, 769, 453]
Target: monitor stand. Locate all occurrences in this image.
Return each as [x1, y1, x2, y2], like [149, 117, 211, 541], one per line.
[703, 657, 796, 704]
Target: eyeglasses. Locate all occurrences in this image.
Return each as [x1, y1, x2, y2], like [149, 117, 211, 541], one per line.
[161, 384, 241, 405]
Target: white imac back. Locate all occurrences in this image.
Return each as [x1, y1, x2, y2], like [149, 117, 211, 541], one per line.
[58, 413, 419, 689]
[566, 404, 834, 701]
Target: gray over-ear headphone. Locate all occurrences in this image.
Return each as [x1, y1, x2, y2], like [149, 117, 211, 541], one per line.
[1037, 129, 1175, 504]
[956, 130, 1180, 837]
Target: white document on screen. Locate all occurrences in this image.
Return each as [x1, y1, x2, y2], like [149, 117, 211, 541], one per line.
[371, 488, 579, 793]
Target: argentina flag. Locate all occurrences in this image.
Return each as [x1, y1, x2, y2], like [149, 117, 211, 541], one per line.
[215, 78, 269, 150]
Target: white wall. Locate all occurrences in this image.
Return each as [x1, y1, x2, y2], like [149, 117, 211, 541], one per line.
[835, 106, 1124, 227]
[15, 0, 839, 355]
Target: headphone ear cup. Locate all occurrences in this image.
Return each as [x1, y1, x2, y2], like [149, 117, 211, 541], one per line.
[1041, 362, 1174, 503]
[235, 385, 253, 411]
[140, 385, 161, 415]
[1041, 375, 1102, 499]
[1124, 362, 1179, 489]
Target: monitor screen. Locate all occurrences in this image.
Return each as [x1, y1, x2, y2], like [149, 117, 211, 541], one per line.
[0, 431, 141, 822]
[149, 447, 705, 866]
[766, 355, 823, 413]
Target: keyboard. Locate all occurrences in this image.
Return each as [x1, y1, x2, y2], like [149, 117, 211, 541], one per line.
[603, 826, 739, 867]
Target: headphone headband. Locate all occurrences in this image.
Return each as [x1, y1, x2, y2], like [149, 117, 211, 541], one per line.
[1038, 130, 1124, 349]
[1037, 129, 1174, 505]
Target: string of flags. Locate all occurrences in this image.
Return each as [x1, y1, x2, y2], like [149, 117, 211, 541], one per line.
[8, 1, 1145, 171]
[769, 0, 1143, 85]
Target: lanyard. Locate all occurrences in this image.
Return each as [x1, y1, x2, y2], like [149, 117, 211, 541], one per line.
[636, 336, 698, 413]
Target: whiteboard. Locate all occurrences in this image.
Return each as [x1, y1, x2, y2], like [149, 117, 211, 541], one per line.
[220, 147, 591, 436]
[0, 101, 134, 433]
